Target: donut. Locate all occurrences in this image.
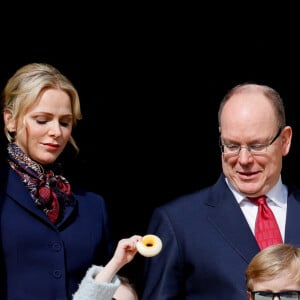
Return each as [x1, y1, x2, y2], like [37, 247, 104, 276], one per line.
[136, 234, 163, 257]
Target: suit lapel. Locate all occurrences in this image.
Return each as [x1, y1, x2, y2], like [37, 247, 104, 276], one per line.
[284, 187, 300, 247]
[206, 175, 260, 264]
[5, 167, 76, 227]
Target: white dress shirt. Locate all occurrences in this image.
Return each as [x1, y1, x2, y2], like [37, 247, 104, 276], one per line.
[225, 176, 287, 242]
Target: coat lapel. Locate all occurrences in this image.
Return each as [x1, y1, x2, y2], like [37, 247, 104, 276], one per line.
[284, 187, 300, 247]
[206, 175, 260, 264]
[5, 167, 76, 227]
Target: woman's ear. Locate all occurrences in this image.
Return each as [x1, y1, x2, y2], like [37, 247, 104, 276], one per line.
[3, 108, 16, 132]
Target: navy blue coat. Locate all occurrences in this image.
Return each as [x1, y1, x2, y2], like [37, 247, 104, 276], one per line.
[141, 174, 300, 300]
[0, 165, 113, 300]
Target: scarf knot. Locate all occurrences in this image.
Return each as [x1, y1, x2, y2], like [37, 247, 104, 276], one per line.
[7, 143, 75, 223]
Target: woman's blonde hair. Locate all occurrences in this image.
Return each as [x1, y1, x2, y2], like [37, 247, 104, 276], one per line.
[1, 62, 82, 153]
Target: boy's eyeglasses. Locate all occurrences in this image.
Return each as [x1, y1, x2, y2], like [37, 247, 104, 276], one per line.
[251, 290, 300, 300]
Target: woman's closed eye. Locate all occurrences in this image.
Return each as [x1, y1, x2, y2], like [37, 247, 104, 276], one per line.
[35, 119, 71, 127]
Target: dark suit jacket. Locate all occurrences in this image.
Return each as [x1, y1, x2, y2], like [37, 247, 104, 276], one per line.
[141, 173, 300, 300]
[0, 164, 113, 300]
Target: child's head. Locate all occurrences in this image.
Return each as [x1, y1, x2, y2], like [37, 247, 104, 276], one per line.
[245, 244, 300, 299]
[112, 276, 138, 300]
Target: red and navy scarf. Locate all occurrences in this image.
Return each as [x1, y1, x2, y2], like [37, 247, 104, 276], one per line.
[7, 143, 75, 223]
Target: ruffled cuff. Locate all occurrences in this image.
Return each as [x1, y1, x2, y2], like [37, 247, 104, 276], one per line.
[72, 265, 121, 300]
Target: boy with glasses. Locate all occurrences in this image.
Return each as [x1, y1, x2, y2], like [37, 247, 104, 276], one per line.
[246, 243, 300, 300]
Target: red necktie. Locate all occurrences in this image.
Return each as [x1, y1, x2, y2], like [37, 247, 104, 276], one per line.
[249, 195, 283, 250]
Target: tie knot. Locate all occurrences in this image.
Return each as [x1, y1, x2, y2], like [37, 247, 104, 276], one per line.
[248, 195, 267, 206]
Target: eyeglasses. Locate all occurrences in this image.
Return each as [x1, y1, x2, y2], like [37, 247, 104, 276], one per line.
[220, 127, 282, 156]
[251, 290, 300, 299]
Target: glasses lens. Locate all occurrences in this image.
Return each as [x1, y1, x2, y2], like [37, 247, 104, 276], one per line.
[254, 291, 299, 300]
[280, 291, 299, 300]
[254, 292, 273, 299]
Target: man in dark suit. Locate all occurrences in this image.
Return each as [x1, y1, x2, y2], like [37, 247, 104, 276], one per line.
[141, 83, 300, 299]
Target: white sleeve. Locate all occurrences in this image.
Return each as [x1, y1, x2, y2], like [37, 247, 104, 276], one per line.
[72, 265, 121, 300]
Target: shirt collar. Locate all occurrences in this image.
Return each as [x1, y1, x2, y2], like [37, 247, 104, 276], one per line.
[225, 176, 287, 208]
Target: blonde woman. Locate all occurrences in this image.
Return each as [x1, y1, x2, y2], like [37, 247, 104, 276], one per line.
[0, 63, 113, 299]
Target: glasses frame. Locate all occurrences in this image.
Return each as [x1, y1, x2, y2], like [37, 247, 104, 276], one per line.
[219, 127, 283, 156]
[251, 290, 300, 299]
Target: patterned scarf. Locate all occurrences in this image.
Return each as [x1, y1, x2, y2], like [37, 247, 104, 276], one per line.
[7, 143, 75, 223]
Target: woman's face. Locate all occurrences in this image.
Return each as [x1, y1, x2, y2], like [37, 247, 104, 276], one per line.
[11, 88, 73, 165]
